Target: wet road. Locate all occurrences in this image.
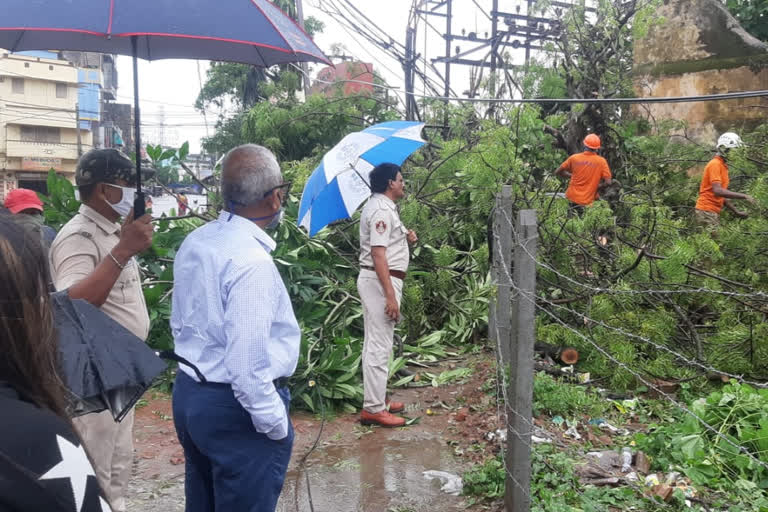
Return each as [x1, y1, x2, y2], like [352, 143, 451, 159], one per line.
[279, 430, 466, 512]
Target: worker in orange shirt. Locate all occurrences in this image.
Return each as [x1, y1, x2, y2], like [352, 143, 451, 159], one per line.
[694, 132, 756, 228]
[556, 134, 612, 216]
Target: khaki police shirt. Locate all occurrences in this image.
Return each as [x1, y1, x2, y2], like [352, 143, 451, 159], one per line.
[359, 193, 409, 272]
[49, 205, 150, 340]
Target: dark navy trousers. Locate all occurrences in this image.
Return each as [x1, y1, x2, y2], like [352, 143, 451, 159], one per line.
[172, 371, 294, 512]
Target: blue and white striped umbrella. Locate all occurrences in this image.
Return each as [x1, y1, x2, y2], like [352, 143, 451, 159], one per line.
[298, 121, 426, 236]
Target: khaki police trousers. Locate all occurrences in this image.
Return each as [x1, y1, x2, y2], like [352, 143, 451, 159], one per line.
[358, 269, 404, 414]
[73, 407, 135, 512]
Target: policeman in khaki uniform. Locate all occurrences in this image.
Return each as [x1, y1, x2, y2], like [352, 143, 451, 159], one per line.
[358, 163, 418, 428]
[49, 148, 154, 512]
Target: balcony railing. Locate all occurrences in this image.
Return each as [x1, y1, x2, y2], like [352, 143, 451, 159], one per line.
[6, 139, 91, 160]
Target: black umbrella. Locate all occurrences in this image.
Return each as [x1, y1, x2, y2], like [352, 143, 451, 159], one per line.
[51, 292, 167, 421]
[2, 0, 331, 217]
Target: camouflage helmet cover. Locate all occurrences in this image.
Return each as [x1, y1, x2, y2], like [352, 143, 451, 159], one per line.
[75, 148, 147, 187]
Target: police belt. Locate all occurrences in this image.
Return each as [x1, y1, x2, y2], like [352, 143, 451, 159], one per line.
[361, 266, 406, 280]
[158, 350, 289, 389]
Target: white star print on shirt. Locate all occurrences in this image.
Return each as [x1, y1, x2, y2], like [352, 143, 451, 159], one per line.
[39, 434, 98, 512]
[99, 497, 113, 512]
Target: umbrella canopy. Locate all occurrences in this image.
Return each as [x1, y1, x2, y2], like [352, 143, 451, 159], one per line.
[0, 0, 330, 217]
[0, 0, 330, 66]
[52, 292, 167, 421]
[298, 121, 426, 236]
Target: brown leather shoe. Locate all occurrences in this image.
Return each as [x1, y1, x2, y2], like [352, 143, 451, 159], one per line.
[386, 399, 405, 413]
[360, 409, 406, 427]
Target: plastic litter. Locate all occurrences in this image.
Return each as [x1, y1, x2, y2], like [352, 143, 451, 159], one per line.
[625, 471, 639, 482]
[621, 447, 632, 473]
[564, 425, 582, 440]
[597, 420, 630, 436]
[552, 415, 565, 426]
[485, 428, 507, 442]
[577, 372, 591, 383]
[532, 435, 552, 444]
[645, 474, 660, 487]
[665, 471, 681, 485]
[423, 470, 463, 496]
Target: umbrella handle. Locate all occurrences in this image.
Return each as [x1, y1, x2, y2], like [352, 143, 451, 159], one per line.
[350, 164, 372, 191]
[131, 36, 145, 218]
[134, 192, 146, 218]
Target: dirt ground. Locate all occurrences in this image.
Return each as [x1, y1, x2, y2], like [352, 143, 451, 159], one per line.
[127, 354, 505, 512]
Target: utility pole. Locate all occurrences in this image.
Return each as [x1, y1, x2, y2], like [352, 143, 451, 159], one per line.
[443, 0, 452, 101]
[158, 104, 166, 147]
[75, 102, 83, 157]
[295, 0, 312, 99]
[404, 25, 417, 120]
[525, 0, 533, 66]
[490, 0, 499, 97]
[426, 0, 573, 78]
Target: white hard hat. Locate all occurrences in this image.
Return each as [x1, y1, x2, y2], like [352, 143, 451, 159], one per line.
[717, 132, 743, 149]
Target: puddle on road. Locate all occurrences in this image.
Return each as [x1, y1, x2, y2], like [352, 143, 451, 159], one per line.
[278, 431, 467, 512]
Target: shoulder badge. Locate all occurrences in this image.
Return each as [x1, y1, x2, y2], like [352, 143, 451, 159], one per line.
[375, 220, 387, 234]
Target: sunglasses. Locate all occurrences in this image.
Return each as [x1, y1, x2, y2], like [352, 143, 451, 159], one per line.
[263, 181, 292, 206]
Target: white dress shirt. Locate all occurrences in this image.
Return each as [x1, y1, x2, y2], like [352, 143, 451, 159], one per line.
[171, 211, 300, 440]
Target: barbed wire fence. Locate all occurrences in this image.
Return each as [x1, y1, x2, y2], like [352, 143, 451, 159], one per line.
[488, 184, 767, 511]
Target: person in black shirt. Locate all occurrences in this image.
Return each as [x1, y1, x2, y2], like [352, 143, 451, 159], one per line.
[0, 217, 110, 512]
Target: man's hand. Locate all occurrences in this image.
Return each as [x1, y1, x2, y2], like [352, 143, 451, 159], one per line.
[113, 209, 153, 262]
[407, 229, 418, 244]
[385, 293, 400, 322]
[745, 195, 757, 206]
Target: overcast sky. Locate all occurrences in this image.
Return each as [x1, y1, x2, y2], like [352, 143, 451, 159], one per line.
[115, 1, 516, 153]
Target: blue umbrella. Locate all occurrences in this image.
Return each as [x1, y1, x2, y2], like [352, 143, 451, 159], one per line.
[1, 0, 330, 217]
[298, 121, 426, 237]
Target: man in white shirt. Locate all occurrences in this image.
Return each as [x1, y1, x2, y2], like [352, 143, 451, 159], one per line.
[170, 144, 299, 512]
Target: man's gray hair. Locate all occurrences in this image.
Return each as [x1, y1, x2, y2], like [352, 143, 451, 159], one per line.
[221, 144, 282, 206]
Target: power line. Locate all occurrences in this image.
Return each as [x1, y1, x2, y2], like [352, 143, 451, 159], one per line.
[402, 88, 768, 104]
[318, 0, 447, 97]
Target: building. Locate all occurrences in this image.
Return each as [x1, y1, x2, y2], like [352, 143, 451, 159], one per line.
[183, 153, 215, 181]
[0, 49, 133, 201]
[311, 61, 375, 97]
[633, 0, 768, 144]
[103, 102, 134, 152]
[0, 50, 92, 199]
[61, 51, 124, 153]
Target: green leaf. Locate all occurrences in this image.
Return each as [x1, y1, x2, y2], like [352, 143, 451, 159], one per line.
[179, 141, 190, 161]
[677, 434, 705, 460]
[391, 374, 415, 387]
[300, 392, 314, 411]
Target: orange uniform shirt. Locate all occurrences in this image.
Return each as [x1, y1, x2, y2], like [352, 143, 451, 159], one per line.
[695, 156, 729, 214]
[561, 151, 612, 206]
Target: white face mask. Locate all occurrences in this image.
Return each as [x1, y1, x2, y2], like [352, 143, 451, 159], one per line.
[265, 208, 284, 230]
[105, 184, 135, 218]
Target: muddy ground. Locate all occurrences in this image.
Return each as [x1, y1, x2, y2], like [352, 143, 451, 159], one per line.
[126, 355, 504, 512]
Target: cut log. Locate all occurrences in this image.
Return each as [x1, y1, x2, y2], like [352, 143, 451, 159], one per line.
[559, 347, 579, 365]
[534, 342, 580, 365]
